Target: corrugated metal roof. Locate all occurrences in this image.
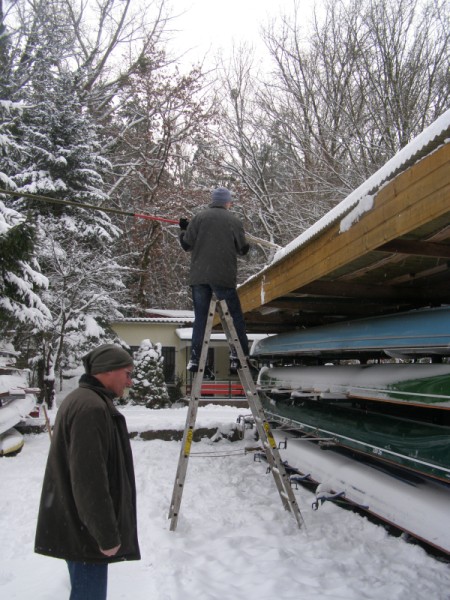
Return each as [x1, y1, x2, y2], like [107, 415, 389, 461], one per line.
[115, 317, 194, 325]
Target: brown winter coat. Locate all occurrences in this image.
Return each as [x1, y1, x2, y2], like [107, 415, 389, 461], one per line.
[34, 375, 140, 563]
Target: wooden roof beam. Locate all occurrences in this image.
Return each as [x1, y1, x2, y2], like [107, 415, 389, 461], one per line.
[378, 239, 450, 258]
[263, 294, 388, 312]
[237, 143, 450, 314]
[296, 280, 412, 301]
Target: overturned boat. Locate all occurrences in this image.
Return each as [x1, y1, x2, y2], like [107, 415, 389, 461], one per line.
[258, 362, 450, 410]
[271, 429, 450, 556]
[252, 306, 450, 361]
[0, 348, 39, 456]
[259, 389, 450, 482]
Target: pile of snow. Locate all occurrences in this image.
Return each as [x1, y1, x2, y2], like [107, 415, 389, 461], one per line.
[0, 369, 37, 434]
[0, 371, 29, 394]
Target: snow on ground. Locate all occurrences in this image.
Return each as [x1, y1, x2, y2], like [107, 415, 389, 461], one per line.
[2, 403, 450, 599]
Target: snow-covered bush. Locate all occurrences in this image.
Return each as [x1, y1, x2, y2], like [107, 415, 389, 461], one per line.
[129, 339, 170, 409]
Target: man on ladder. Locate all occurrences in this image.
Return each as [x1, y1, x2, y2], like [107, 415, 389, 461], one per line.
[179, 186, 251, 374]
[174, 187, 304, 532]
[168, 297, 305, 532]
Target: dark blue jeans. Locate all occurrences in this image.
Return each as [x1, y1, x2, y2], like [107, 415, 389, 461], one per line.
[191, 284, 249, 361]
[67, 561, 108, 600]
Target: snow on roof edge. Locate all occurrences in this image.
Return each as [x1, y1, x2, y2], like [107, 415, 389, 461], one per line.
[241, 108, 450, 285]
[115, 317, 194, 324]
[145, 309, 194, 318]
[175, 328, 268, 341]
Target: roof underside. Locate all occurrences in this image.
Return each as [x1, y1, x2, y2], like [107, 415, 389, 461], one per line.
[236, 128, 450, 334]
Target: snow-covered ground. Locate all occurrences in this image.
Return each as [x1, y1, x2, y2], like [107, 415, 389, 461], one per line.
[2, 403, 450, 600]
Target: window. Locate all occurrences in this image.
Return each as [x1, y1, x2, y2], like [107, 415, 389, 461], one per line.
[161, 346, 176, 383]
[130, 345, 176, 384]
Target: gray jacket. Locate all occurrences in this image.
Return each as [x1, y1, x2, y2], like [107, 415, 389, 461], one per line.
[180, 205, 249, 288]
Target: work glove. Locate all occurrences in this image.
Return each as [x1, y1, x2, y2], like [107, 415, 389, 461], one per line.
[179, 217, 189, 230]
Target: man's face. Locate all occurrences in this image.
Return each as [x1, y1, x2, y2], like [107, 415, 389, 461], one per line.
[99, 366, 133, 398]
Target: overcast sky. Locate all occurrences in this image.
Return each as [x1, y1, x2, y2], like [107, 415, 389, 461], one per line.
[167, 0, 315, 67]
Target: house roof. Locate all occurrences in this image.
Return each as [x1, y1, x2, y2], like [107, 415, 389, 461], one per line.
[116, 316, 194, 325]
[145, 309, 195, 319]
[175, 328, 269, 349]
[236, 109, 450, 333]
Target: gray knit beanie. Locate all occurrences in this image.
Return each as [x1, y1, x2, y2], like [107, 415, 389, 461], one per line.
[210, 187, 232, 206]
[83, 344, 133, 375]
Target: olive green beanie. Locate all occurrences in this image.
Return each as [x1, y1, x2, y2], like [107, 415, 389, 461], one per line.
[82, 344, 133, 375]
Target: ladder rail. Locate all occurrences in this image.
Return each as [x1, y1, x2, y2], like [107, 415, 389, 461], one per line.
[168, 300, 217, 531]
[216, 300, 305, 529]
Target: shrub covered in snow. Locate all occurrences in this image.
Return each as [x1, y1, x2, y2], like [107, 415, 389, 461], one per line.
[129, 339, 170, 408]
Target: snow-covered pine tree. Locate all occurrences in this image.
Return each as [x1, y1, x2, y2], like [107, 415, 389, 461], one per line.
[0, 198, 51, 333]
[0, 1, 134, 404]
[129, 339, 170, 409]
[0, 10, 51, 337]
[6, 68, 128, 405]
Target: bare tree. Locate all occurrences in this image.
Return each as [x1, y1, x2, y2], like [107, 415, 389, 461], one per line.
[211, 0, 449, 256]
[107, 60, 217, 310]
[357, 0, 449, 147]
[208, 43, 336, 254]
[262, 0, 449, 202]
[62, 0, 172, 115]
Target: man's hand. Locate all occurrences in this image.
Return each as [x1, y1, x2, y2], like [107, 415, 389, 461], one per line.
[179, 217, 189, 230]
[100, 544, 121, 557]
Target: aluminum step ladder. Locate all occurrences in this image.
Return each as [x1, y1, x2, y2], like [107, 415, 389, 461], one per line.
[168, 297, 305, 531]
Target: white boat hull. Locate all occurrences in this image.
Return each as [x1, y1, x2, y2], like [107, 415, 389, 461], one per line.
[274, 431, 450, 554]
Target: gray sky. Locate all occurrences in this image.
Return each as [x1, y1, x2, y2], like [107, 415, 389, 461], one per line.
[167, 0, 315, 67]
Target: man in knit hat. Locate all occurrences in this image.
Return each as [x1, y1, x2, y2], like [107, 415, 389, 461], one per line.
[179, 187, 250, 373]
[35, 344, 140, 600]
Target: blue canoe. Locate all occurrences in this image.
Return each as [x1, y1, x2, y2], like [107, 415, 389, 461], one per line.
[252, 306, 450, 358]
